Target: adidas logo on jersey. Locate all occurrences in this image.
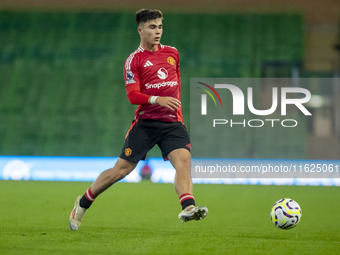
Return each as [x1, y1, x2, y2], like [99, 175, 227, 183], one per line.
[144, 60, 153, 67]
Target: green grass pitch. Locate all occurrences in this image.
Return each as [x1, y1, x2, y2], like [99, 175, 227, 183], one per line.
[0, 180, 340, 254]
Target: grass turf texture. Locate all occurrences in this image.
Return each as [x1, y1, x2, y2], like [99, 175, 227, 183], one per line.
[0, 181, 339, 255]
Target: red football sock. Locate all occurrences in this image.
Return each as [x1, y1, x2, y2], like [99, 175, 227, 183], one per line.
[179, 193, 195, 210]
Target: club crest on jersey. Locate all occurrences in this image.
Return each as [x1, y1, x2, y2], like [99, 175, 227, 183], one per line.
[157, 68, 168, 80]
[167, 57, 175, 66]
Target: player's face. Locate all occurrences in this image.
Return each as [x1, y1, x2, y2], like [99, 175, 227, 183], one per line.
[138, 18, 163, 50]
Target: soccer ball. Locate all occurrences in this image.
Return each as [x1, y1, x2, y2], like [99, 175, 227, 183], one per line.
[270, 198, 302, 229]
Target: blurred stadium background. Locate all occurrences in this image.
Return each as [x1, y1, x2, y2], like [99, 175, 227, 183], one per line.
[0, 0, 339, 183]
[1, 3, 340, 255]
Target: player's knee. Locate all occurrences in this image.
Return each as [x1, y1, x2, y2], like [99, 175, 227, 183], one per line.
[116, 171, 126, 181]
[106, 167, 127, 182]
[116, 166, 132, 180]
[113, 159, 136, 178]
[178, 154, 191, 172]
[106, 164, 134, 182]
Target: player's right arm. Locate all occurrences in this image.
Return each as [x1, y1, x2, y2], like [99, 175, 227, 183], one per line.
[124, 58, 150, 105]
[125, 83, 150, 105]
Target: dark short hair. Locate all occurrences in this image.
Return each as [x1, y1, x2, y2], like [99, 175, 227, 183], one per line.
[136, 9, 163, 25]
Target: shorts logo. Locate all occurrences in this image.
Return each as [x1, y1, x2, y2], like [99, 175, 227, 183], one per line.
[125, 148, 132, 156]
[167, 57, 175, 66]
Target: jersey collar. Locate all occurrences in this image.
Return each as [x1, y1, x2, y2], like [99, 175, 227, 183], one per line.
[139, 44, 163, 52]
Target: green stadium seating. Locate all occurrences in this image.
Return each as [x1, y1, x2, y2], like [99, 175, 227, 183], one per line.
[0, 11, 304, 157]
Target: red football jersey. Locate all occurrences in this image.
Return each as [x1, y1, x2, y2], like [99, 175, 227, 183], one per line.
[124, 44, 183, 123]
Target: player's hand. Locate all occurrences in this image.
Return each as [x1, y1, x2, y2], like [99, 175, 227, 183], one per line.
[155, 97, 181, 111]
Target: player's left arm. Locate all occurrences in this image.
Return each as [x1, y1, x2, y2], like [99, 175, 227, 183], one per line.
[126, 80, 181, 110]
[154, 96, 181, 111]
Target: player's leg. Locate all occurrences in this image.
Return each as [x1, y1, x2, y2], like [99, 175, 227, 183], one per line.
[167, 148, 193, 196]
[69, 158, 137, 230]
[69, 119, 155, 230]
[158, 121, 208, 223]
[167, 149, 208, 223]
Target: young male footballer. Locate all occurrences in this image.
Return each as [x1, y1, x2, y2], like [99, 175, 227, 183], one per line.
[69, 9, 208, 230]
